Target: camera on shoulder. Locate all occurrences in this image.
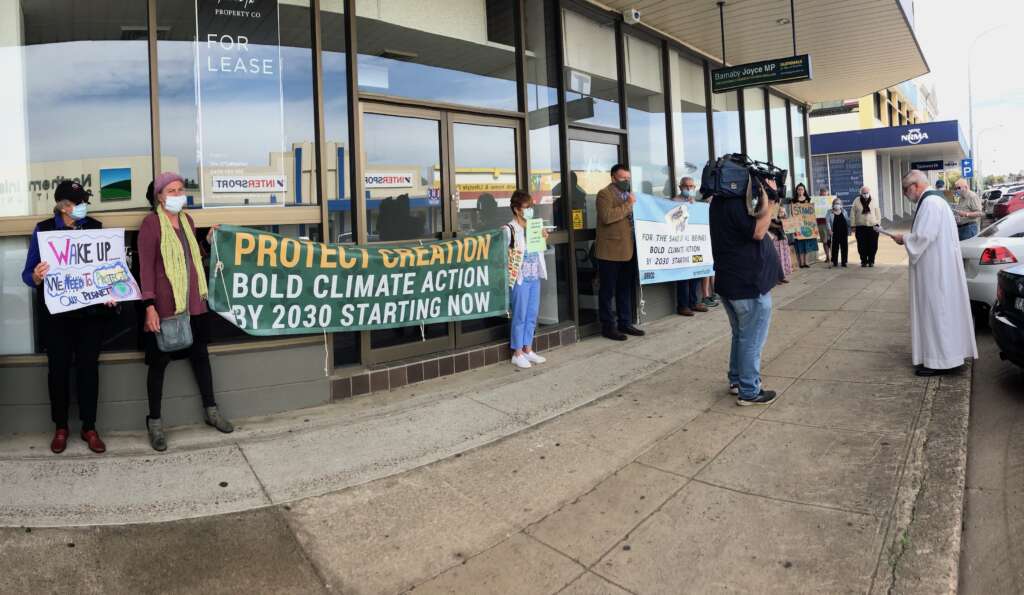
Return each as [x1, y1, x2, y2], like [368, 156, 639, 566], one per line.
[699, 153, 788, 216]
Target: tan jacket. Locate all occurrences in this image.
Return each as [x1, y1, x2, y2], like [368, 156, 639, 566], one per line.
[595, 183, 635, 261]
[849, 197, 881, 227]
[954, 189, 983, 227]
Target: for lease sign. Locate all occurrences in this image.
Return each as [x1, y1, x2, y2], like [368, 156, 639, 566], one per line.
[212, 175, 288, 193]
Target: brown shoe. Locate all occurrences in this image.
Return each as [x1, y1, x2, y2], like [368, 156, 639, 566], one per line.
[677, 307, 694, 317]
[50, 428, 68, 454]
[692, 303, 709, 313]
[80, 430, 107, 454]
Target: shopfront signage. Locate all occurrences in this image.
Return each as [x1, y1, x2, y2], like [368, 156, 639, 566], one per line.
[632, 194, 713, 285]
[711, 54, 812, 93]
[364, 173, 415, 189]
[211, 175, 287, 193]
[37, 228, 141, 314]
[208, 226, 508, 335]
[910, 160, 944, 171]
[961, 158, 974, 178]
[900, 128, 929, 145]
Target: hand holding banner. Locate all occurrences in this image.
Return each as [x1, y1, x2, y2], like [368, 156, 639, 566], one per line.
[631, 194, 714, 285]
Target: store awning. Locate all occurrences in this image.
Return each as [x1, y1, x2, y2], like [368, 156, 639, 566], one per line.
[595, 0, 928, 104]
[810, 120, 969, 161]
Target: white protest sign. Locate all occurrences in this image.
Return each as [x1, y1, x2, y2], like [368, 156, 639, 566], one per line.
[37, 228, 141, 314]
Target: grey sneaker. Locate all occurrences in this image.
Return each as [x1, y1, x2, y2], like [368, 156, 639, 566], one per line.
[147, 417, 167, 452]
[204, 406, 234, 434]
[736, 389, 777, 407]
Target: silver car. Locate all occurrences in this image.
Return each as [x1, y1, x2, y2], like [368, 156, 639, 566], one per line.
[961, 210, 1024, 309]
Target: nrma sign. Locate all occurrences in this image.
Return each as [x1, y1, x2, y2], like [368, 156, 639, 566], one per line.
[900, 128, 930, 145]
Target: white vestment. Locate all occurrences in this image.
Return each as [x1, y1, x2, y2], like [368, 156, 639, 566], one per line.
[904, 190, 978, 369]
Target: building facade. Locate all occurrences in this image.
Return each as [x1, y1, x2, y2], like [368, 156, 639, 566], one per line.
[0, 0, 927, 431]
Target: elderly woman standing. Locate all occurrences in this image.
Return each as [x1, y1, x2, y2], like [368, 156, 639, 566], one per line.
[138, 172, 233, 452]
[850, 185, 881, 267]
[826, 197, 852, 268]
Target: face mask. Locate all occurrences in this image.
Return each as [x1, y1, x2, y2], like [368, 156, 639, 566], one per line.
[164, 195, 187, 214]
[681, 189, 696, 199]
[70, 202, 88, 220]
[861, 193, 870, 199]
[832, 205, 841, 212]
[521, 207, 534, 219]
[614, 179, 631, 192]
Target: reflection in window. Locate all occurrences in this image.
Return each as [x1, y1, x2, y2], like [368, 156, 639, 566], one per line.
[453, 123, 518, 234]
[158, 0, 317, 208]
[356, 0, 517, 112]
[791, 104, 809, 189]
[712, 91, 741, 158]
[562, 10, 620, 129]
[322, 1, 352, 245]
[625, 35, 669, 198]
[670, 52, 709, 188]
[0, 1, 152, 218]
[525, 0, 563, 229]
[569, 139, 619, 232]
[532, 126, 562, 228]
[769, 94, 792, 180]
[743, 88, 768, 163]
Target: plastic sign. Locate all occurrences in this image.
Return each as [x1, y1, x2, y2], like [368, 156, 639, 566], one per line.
[711, 55, 812, 93]
[961, 159, 974, 179]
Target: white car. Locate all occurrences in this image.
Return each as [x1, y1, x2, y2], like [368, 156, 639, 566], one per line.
[961, 210, 1024, 309]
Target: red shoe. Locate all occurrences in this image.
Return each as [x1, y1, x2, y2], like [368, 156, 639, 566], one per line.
[50, 428, 69, 454]
[80, 430, 107, 454]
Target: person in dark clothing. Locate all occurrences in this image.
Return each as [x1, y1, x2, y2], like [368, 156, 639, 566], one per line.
[709, 177, 781, 406]
[826, 197, 852, 268]
[21, 180, 115, 454]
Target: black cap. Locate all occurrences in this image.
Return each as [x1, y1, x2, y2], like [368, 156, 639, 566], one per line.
[54, 180, 92, 204]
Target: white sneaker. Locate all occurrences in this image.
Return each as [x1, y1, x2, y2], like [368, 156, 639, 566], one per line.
[524, 351, 546, 364]
[511, 354, 532, 369]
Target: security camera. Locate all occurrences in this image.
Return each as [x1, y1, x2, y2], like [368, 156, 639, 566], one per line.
[622, 7, 641, 24]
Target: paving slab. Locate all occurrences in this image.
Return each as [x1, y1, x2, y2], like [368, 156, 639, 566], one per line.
[761, 379, 924, 435]
[595, 481, 881, 595]
[526, 462, 687, 566]
[638, 411, 751, 477]
[558, 571, 632, 595]
[958, 488, 1024, 595]
[696, 419, 906, 515]
[708, 375, 796, 418]
[802, 348, 926, 387]
[410, 533, 581, 595]
[833, 327, 914, 355]
[0, 509, 325, 595]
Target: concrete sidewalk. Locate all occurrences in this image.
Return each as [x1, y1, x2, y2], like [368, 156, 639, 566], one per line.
[0, 237, 970, 595]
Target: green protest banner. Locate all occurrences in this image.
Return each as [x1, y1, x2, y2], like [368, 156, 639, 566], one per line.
[207, 225, 508, 336]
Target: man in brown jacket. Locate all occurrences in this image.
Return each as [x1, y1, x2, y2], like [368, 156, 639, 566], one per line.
[595, 164, 645, 341]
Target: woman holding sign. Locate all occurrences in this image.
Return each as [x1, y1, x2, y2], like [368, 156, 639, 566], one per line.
[505, 190, 549, 369]
[791, 183, 818, 269]
[138, 173, 233, 452]
[21, 180, 113, 454]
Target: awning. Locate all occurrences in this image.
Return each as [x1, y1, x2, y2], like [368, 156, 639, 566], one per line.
[594, 0, 928, 104]
[810, 120, 970, 161]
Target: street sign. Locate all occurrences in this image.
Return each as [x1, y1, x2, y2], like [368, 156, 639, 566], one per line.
[961, 158, 974, 178]
[711, 55, 812, 93]
[911, 160, 943, 171]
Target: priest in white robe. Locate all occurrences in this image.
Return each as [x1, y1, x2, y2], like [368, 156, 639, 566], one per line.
[890, 170, 977, 376]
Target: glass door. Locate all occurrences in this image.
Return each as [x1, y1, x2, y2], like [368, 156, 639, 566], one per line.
[360, 104, 453, 362]
[448, 114, 524, 347]
[567, 129, 624, 334]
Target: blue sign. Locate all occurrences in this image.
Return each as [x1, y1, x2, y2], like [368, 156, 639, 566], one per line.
[961, 158, 974, 178]
[811, 120, 967, 155]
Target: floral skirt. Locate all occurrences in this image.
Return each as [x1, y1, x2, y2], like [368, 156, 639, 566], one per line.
[774, 238, 793, 279]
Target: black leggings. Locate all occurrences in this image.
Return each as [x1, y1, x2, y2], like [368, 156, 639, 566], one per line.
[144, 314, 216, 419]
[45, 315, 104, 430]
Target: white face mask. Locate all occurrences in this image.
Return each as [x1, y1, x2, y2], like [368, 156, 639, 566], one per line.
[521, 207, 534, 219]
[70, 202, 88, 220]
[164, 194, 187, 214]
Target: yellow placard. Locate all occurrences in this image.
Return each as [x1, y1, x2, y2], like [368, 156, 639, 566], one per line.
[572, 209, 584, 230]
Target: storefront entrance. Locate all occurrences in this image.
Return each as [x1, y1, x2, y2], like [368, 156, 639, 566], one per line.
[566, 128, 624, 335]
[358, 102, 524, 364]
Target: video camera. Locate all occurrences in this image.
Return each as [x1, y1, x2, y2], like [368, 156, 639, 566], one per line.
[699, 153, 788, 216]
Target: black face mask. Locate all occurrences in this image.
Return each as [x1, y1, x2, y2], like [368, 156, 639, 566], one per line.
[614, 179, 631, 192]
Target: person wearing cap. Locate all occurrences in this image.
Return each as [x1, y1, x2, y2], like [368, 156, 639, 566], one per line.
[20, 180, 114, 454]
[138, 172, 232, 452]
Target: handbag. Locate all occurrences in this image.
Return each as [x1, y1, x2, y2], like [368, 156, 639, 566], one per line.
[506, 223, 522, 288]
[156, 312, 193, 352]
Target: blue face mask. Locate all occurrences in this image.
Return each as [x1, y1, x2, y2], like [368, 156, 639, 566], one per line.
[522, 207, 535, 219]
[70, 202, 88, 220]
[164, 195, 187, 214]
[681, 189, 696, 199]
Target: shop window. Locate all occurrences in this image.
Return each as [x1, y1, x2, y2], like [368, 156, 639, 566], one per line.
[355, 0, 517, 112]
[743, 88, 769, 163]
[562, 9, 621, 129]
[158, 0, 318, 208]
[712, 91, 742, 158]
[873, 92, 882, 121]
[321, 1, 353, 245]
[790, 103, 809, 189]
[669, 52, 710, 186]
[769, 94, 791, 175]
[0, 1, 153, 355]
[624, 35, 669, 197]
[525, 0, 565, 230]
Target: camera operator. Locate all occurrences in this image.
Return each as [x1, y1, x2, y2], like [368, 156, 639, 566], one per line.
[709, 175, 783, 406]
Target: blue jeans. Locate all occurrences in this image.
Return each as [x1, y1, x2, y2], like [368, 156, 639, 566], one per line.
[722, 294, 773, 399]
[676, 278, 701, 309]
[510, 278, 541, 350]
[958, 223, 978, 241]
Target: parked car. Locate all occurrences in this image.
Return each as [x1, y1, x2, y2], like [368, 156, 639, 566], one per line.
[961, 210, 1024, 310]
[993, 191, 1024, 219]
[990, 263, 1024, 368]
[984, 184, 1024, 216]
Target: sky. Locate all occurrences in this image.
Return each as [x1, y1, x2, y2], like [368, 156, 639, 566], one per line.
[915, 0, 1024, 179]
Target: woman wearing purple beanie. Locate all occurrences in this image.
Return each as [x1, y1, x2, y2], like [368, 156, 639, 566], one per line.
[137, 172, 233, 451]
